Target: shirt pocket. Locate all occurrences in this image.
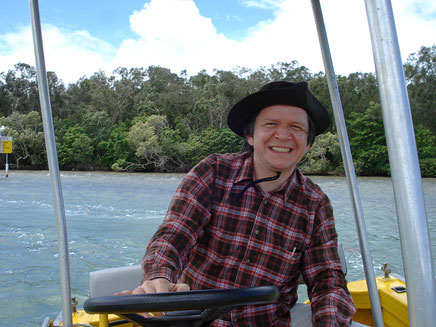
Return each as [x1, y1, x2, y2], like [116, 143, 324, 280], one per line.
[264, 240, 304, 286]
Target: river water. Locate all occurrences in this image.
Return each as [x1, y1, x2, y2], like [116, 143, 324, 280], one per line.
[1, 171, 435, 326]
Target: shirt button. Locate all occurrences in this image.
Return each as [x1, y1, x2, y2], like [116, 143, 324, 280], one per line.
[246, 259, 250, 263]
[264, 200, 268, 205]
[255, 229, 260, 235]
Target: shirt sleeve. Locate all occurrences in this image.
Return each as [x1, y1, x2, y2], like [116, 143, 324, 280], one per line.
[141, 156, 215, 283]
[300, 196, 356, 327]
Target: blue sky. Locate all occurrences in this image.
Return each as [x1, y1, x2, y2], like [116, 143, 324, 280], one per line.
[1, 0, 273, 44]
[1, 0, 435, 84]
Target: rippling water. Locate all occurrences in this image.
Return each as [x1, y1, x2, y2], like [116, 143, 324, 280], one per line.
[1, 171, 435, 326]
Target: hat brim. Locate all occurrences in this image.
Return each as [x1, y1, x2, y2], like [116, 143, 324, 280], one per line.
[227, 82, 330, 137]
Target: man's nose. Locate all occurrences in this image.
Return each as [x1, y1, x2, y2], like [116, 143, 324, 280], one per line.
[275, 124, 291, 140]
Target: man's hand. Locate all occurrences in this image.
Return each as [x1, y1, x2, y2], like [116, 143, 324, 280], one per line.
[115, 278, 190, 295]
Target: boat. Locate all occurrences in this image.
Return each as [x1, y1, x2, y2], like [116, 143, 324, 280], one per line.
[29, 0, 435, 326]
[349, 271, 408, 327]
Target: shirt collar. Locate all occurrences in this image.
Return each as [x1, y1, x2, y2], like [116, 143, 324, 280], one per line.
[234, 152, 255, 184]
[233, 152, 302, 200]
[281, 169, 299, 197]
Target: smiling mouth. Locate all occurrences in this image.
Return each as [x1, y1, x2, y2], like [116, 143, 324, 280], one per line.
[270, 146, 291, 153]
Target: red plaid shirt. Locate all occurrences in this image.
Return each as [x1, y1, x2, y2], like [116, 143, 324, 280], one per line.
[142, 152, 355, 326]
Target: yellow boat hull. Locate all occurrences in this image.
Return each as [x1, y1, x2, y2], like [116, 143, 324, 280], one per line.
[72, 310, 133, 327]
[349, 275, 408, 327]
[72, 310, 164, 327]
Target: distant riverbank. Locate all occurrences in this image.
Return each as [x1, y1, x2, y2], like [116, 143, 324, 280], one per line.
[5, 166, 434, 178]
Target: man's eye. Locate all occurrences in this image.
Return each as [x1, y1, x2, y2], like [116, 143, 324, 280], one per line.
[289, 124, 304, 132]
[265, 122, 277, 126]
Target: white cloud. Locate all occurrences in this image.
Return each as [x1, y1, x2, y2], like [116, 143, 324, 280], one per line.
[114, 0, 239, 75]
[0, 26, 35, 71]
[0, 24, 115, 84]
[1, 0, 434, 84]
[237, 1, 325, 72]
[391, 0, 436, 58]
[113, 0, 373, 77]
[240, 0, 287, 10]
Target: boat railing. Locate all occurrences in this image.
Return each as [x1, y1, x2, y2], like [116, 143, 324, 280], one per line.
[363, 1, 436, 326]
[310, 1, 436, 326]
[29, 1, 73, 326]
[311, 1, 384, 326]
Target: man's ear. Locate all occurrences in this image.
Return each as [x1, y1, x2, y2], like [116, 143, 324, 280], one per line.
[247, 134, 254, 146]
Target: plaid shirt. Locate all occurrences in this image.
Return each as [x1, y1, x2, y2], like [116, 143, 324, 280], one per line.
[142, 152, 355, 326]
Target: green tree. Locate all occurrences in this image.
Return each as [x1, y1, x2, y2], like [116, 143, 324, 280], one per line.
[80, 110, 112, 165]
[404, 45, 436, 135]
[267, 61, 312, 82]
[1, 63, 40, 115]
[299, 132, 341, 174]
[111, 67, 147, 122]
[98, 122, 134, 170]
[185, 128, 243, 166]
[307, 75, 337, 134]
[0, 77, 12, 117]
[337, 73, 379, 115]
[128, 115, 171, 171]
[0, 111, 46, 167]
[134, 66, 192, 128]
[308, 72, 380, 134]
[58, 125, 93, 169]
[188, 72, 237, 130]
[1, 47, 433, 174]
[347, 102, 389, 175]
[63, 71, 118, 124]
[414, 124, 436, 177]
[47, 71, 68, 119]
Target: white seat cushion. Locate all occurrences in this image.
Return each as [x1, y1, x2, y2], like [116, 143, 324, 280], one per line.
[89, 264, 143, 297]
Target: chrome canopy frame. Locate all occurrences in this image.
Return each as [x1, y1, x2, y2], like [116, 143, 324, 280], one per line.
[311, 1, 436, 326]
[364, 1, 436, 326]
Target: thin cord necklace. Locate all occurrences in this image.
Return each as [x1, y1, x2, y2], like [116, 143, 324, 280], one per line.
[235, 172, 281, 203]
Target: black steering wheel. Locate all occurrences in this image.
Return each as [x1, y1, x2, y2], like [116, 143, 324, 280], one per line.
[84, 286, 279, 327]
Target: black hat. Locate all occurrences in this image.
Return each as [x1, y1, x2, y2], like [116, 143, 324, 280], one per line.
[227, 81, 330, 137]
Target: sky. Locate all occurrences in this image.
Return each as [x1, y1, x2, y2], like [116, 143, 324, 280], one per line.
[0, 0, 435, 85]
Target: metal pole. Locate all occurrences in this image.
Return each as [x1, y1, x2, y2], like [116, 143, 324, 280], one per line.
[364, 1, 436, 326]
[5, 153, 9, 177]
[29, 1, 73, 326]
[310, 1, 384, 326]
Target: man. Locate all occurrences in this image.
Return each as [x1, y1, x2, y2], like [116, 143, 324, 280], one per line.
[128, 81, 358, 326]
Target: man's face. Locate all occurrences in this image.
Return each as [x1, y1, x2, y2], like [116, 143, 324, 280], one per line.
[247, 105, 311, 179]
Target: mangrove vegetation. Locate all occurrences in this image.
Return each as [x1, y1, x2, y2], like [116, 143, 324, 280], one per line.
[0, 45, 435, 176]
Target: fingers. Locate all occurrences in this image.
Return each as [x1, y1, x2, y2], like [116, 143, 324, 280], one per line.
[138, 279, 190, 293]
[114, 290, 133, 296]
[132, 286, 146, 294]
[170, 283, 190, 292]
[114, 286, 145, 296]
[142, 278, 171, 293]
[114, 278, 190, 296]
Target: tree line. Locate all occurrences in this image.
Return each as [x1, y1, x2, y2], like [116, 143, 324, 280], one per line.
[0, 45, 435, 176]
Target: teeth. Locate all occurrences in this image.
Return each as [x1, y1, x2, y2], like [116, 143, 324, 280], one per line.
[271, 147, 290, 153]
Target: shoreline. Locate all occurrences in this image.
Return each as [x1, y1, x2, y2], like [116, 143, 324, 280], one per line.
[3, 168, 436, 180]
